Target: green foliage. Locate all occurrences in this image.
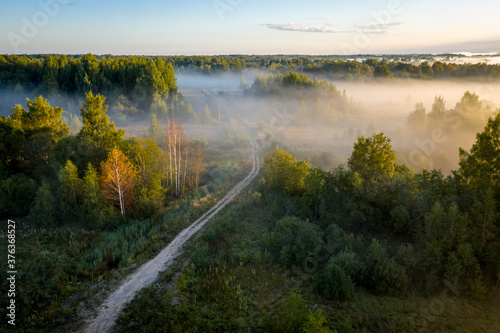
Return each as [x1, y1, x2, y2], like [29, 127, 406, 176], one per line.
[373, 64, 393, 78]
[459, 112, 500, 194]
[29, 181, 57, 227]
[59, 160, 83, 221]
[79, 163, 116, 229]
[0, 174, 37, 217]
[263, 147, 310, 195]
[371, 258, 409, 296]
[147, 113, 163, 143]
[1, 96, 69, 177]
[302, 310, 331, 333]
[348, 133, 397, 184]
[316, 258, 355, 301]
[390, 205, 411, 233]
[276, 293, 308, 332]
[265, 216, 321, 266]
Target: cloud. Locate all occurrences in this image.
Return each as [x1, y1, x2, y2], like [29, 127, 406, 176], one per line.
[264, 21, 403, 34]
[264, 23, 338, 33]
[353, 22, 403, 35]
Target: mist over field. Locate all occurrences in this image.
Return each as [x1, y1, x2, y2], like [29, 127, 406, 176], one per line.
[173, 70, 500, 173]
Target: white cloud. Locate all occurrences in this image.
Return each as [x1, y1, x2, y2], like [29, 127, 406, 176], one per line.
[264, 23, 338, 33]
[264, 21, 403, 35]
[353, 22, 403, 35]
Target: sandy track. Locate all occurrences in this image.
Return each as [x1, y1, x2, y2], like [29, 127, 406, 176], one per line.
[84, 123, 259, 333]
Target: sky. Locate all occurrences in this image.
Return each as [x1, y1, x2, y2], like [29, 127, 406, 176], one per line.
[1, 0, 500, 55]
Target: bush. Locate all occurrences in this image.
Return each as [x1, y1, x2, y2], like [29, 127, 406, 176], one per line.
[192, 243, 211, 271]
[275, 293, 308, 332]
[0, 174, 37, 217]
[371, 258, 409, 296]
[316, 259, 355, 301]
[267, 216, 321, 266]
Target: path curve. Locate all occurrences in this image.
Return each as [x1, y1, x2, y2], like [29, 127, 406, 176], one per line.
[84, 122, 259, 333]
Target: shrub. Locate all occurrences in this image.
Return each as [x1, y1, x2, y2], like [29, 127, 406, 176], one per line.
[268, 216, 321, 266]
[0, 174, 37, 217]
[316, 259, 355, 301]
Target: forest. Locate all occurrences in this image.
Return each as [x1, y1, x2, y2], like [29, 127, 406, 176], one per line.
[0, 53, 499, 332]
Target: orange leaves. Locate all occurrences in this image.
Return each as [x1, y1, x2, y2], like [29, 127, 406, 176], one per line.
[100, 147, 136, 216]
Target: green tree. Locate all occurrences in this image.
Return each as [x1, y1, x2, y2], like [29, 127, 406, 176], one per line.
[150, 93, 168, 116]
[470, 189, 498, 241]
[263, 148, 310, 195]
[276, 293, 308, 332]
[6, 96, 70, 176]
[302, 310, 331, 333]
[0, 174, 37, 217]
[79, 163, 116, 229]
[316, 259, 355, 301]
[348, 133, 397, 184]
[459, 113, 500, 195]
[147, 113, 163, 142]
[122, 137, 165, 216]
[59, 160, 83, 220]
[29, 181, 57, 227]
[373, 64, 393, 78]
[79, 91, 124, 167]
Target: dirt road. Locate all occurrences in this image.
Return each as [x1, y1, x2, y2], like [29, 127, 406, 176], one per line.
[84, 123, 259, 333]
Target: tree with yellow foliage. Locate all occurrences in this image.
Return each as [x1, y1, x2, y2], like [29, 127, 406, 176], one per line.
[100, 147, 136, 216]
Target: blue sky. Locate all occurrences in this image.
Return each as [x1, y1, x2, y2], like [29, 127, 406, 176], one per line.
[1, 0, 499, 55]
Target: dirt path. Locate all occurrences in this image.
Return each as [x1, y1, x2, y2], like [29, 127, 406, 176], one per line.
[84, 123, 259, 333]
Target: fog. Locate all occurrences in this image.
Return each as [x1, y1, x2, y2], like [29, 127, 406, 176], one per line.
[176, 72, 500, 174]
[2, 70, 497, 175]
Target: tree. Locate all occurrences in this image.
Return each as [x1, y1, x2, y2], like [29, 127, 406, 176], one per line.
[268, 216, 320, 266]
[29, 181, 57, 227]
[7, 96, 70, 175]
[429, 95, 446, 123]
[0, 174, 37, 217]
[348, 133, 397, 184]
[150, 93, 168, 117]
[459, 113, 500, 195]
[316, 259, 355, 301]
[203, 104, 212, 123]
[79, 91, 124, 167]
[407, 102, 428, 133]
[263, 148, 310, 195]
[59, 160, 83, 220]
[373, 64, 393, 78]
[79, 163, 116, 228]
[302, 310, 331, 333]
[276, 293, 308, 332]
[148, 113, 163, 142]
[123, 137, 166, 214]
[100, 147, 136, 216]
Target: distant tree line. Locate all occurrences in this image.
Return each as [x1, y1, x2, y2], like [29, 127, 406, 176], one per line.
[4, 54, 500, 84]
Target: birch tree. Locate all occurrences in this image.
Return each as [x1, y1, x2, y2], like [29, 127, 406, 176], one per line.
[100, 147, 136, 216]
